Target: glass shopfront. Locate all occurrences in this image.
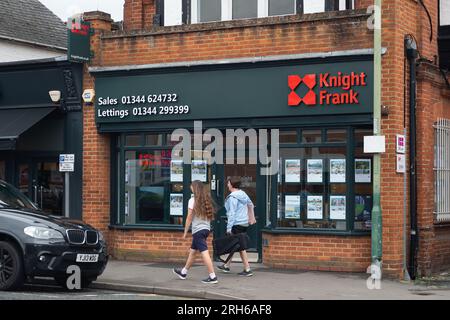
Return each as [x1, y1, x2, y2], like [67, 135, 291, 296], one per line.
[275, 127, 373, 232]
[95, 54, 375, 259]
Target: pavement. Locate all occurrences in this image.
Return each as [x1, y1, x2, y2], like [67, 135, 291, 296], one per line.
[91, 260, 450, 300]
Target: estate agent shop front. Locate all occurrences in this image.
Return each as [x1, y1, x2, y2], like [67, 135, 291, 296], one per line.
[92, 53, 374, 272]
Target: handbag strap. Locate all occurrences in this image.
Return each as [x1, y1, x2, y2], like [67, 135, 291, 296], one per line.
[217, 236, 241, 263]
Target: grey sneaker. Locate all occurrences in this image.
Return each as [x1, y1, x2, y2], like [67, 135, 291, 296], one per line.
[173, 268, 186, 280]
[238, 269, 253, 277]
[201, 276, 218, 284]
[217, 264, 231, 273]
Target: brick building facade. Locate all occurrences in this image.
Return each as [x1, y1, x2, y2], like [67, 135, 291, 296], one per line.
[81, 0, 450, 279]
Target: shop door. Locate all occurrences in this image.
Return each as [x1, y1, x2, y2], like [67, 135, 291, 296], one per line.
[34, 161, 64, 215]
[19, 160, 64, 215]
[212, 154, 263, 261]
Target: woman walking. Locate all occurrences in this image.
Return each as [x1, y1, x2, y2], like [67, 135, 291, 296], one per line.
[173, 180, 218, 284]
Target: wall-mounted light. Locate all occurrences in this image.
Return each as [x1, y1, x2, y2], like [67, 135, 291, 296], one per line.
[381, 105, 390, 117]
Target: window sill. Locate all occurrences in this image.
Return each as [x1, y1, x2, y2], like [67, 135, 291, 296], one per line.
[109, 224, 184, 232]
[104, 9, 370, 40]
[262, 227, 370, 236]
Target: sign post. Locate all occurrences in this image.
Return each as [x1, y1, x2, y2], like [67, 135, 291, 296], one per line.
[59, 154, 75, 218]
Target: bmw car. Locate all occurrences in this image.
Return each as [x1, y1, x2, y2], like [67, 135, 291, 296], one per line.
[0, 180, 108, 291]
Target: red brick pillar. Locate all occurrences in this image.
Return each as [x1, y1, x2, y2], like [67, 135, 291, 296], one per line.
[124, 0, 145, 31]
[82, 12, 113, 236]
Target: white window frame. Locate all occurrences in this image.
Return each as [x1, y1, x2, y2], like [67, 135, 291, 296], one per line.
[190, 0, 353, 24]
[441, 0, 450, 26]
[164, 0, 183, 26]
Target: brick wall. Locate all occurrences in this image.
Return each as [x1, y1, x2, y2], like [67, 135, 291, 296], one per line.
[416, 61, 450, 276]
[81, 1, 450, 278]
[262, 234, 371, 272]
[109, 229, 213, 263]
[82, 12, 114, 237]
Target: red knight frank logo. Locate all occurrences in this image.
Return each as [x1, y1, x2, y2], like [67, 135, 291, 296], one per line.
[288, 71, 367, 107]
[288, 74, 317, 106]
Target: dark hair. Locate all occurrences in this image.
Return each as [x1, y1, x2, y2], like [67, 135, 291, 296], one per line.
[191, 180, 215, 220]
[227, 177, 241, 189]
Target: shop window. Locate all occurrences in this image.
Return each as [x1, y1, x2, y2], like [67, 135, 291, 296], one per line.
[354, 147, 373, 231]
[124, 149, 183, 225]
[145, 134, 163, 146]
[125, 135, 141, 146]
[354, 128, 373, 146]
[273, 126, 371, 232]
[269, 0, 296, 16]
[277, 146, 347, 230]
[280, 130, 298, 144]
[326, 129, 347, 143]
[301, 129, 322, 143]
[232, 0, 258, 19]
[18, 164, 29, 198]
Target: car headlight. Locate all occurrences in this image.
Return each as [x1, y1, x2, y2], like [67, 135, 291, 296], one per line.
[24, 226, 64, 240]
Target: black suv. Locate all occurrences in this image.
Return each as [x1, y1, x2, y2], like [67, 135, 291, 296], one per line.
[0, 180, 108, 291]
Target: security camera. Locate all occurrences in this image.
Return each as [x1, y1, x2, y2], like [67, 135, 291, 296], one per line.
[49, 90, 61, 103]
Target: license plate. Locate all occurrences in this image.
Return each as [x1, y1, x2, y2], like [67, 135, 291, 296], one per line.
[76, 254, 99, 263]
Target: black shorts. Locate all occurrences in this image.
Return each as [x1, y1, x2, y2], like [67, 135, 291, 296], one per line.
[191, 229, 210, 252]
[231, 225, 248, 235]
[231, 225, 249, 251]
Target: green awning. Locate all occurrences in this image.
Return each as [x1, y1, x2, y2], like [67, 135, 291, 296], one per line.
[0, 107, 55, 150]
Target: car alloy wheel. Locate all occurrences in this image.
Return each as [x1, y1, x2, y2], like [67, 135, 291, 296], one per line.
[0, 247, 14, 283]
[0, 241, 24, 291]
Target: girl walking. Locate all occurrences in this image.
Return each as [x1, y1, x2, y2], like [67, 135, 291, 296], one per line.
[173, 180, 218, 284]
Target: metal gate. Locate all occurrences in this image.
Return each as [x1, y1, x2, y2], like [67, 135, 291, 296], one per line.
[434, 118, 450, 222]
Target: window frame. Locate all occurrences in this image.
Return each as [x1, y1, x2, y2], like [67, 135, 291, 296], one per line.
[114, 133, 189, 229]
[157, 0, 354, 26]
[271, 126, 372, 234]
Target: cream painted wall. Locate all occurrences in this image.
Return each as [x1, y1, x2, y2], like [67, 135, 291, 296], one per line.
[0, 39, 65, 63]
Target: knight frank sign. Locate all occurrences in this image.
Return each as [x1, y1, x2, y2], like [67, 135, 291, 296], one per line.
[94, 56, 373, 124]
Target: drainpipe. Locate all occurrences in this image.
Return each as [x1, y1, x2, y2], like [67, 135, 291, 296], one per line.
[405, 35, 418, 279]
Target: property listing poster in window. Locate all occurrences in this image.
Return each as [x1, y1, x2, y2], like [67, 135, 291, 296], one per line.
[191, 160, 207, 182]
[307, 195, 323, 219]
[355, 159, 371, 183]
[170, 160, 183, 182]
[170, 193, 183, 216]
[285, 159, 301, 183]
[284, 195, 301, 219]
[125, 191, 129, 216]
[307, 159, 323, 183]
[277, 194, 282, 219]
[125, 160, 130, 184]
[330, 195, 346, 220]
[330, 159, 346, 183]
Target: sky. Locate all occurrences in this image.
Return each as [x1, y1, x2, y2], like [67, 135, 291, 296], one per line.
[39, 0, 125, 22]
